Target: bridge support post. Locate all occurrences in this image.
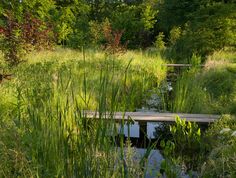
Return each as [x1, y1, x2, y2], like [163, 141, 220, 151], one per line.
[139, 121, 147, 147]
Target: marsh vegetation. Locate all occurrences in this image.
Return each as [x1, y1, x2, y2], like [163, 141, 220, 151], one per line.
[0, 0, 236, 177]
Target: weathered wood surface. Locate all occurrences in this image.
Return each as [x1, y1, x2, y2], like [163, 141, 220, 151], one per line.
[85, 111, 220, 123]
[163, 64, 205, 67]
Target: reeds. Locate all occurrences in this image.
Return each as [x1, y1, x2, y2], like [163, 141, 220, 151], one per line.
[0, 48, 166, 177]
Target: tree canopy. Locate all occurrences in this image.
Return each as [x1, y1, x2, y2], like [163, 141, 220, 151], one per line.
[0, 0, 235, 64]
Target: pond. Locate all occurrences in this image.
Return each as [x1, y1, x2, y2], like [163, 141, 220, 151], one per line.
[116, 119, 209, 148]
[118, 121, 160, 139]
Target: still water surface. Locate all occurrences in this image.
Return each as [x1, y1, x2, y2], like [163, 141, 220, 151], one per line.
[118, 122, 160, 139]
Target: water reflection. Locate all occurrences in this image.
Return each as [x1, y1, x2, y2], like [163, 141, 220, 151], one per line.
[118, 122, 160, 139]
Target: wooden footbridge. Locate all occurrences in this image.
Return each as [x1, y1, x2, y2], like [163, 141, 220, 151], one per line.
[85, 111, 219, 123]
[86, 111, 220, 144]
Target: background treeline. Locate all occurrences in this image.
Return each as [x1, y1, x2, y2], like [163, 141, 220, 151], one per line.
[0, 0, 236, 64]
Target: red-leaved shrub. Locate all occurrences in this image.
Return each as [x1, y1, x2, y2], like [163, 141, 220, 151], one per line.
[0, 11, 55, 65]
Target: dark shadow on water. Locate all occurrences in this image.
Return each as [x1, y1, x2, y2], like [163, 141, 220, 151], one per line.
[116, 121, 211, 148]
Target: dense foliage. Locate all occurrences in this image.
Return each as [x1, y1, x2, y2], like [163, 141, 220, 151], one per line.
[0, 0, 55, 64]
[159, 115, 236, 177]
[0, 0, 235, 177]
[1, 0, 235, 64]
[203, 115, 236, 177]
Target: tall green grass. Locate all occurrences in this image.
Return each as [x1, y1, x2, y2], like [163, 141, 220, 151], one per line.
[172, 51, 236, 114]
[0, 48, 166, 177]
[172, 68, 212, 114]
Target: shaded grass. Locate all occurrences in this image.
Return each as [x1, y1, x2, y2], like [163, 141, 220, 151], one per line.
[172, 68, 212, 114]
[172, 50, 236, 114]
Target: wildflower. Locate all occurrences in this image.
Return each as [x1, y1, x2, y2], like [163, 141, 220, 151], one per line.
[220, 128, 231, 134]
[167, 82, 173, 91]
[231, 131, 236, 137]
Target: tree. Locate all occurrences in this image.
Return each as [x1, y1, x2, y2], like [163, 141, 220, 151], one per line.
[157, 0, 201, 33]
[0, 0, 56, 65]
[172, 3, 236, 62]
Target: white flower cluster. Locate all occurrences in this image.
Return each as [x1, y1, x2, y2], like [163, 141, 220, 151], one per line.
[167, 82, 173, 91]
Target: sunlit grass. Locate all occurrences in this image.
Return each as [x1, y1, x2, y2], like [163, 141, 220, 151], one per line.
[173, 50, 236, 114]
[207, 48, 236, 63]
[0, 48, 166, 177]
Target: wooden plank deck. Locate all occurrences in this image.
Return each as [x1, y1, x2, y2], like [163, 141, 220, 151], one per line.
[162, 64, 205, 67]
[85, 111, 220, 123]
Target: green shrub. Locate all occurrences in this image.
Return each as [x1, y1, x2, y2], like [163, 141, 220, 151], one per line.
[160, 116, 204, 173]
[170, 3, 236, 62]
[0, 1, 56, 65]
[201, 115, 236, 177]
[168, 26, 182, 46]
[154, 32, 166, 51]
